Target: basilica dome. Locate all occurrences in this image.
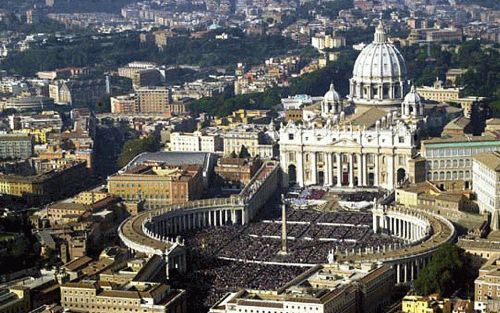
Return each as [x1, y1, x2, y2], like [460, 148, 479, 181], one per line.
[349, 21, 409, 108]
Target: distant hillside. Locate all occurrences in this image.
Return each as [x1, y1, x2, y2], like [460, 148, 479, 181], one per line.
[50, 0, 138, 13]
[457, 0, 500, 9]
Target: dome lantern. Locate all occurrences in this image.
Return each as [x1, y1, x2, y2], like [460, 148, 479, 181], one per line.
[374, 21, 386, 44]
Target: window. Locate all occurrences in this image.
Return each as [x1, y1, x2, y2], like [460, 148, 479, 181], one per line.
[288, 134, 294, 140]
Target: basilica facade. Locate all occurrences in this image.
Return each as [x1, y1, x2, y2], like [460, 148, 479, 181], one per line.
[280, 22, 427, 190]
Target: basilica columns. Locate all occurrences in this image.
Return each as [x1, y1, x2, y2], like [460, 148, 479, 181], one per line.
[388, 154, 394, 188]
[357, 153, 363, 187]
[349, 154, 354, 187]
[297, 150, 400, 188]
[336, 153, 342, 187]
[326, 153, 333, 186]
[311, 152, 317, 184]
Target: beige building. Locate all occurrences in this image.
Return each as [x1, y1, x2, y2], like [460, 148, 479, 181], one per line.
[47, 202, 91, 225]
[396, 181, 471, 218]
[473, 152, 500, 217]
[311, 33, 346, 50]
[425, 28, 462, 43]
[110, 94, 137, 114]
[136, 86, 171, 113]
[416, 79, 483, 118]
[215, 157, 262, 189]
[210, 263, 394, 313]
[73, 191, 110, 205]
[421, 133, 500, 191]
[108, 163, 203, 209]
[458, 236, 500, 260]
[402, 295, 451, 313]
[60, 281, 186, 313]
[475, 258, 500, 312]
[117, 61, 157, 80]
[170, 131, 223, 153]
[223, 127, 275, 158]
[416, 79, 462, 103]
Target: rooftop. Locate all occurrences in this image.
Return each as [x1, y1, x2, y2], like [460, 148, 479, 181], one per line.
[422, 133, 500, 146]
[349, 107, 387, 128]
[473, 151, 500, 172]
[124, 151, 212, 170]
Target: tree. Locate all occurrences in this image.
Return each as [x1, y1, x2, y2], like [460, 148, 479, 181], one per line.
[413, 243, 474, 297]
[95, 95, 111, 113]
[230, 151, 238, 158]
[238, 145, 250, 158]
[117, 135, 160, 168]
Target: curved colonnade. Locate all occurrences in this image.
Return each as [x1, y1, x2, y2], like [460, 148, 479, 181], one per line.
[118, 161, 280, 278]
[118, 161, 455, 284]
[339, 205, 456, 284]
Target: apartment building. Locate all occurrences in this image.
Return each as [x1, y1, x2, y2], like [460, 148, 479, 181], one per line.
[473, 151, 500, 215]
[136, 86, 171, 113]
[421, 133, 500, 191]
[0, 133, 33, 160]
[475, 258, 500, 313]
[170, 131, 223, 153]
[108, 163, 203, 209]
[110, 94, 137, 114]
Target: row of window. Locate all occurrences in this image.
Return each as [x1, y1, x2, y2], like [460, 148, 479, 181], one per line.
[427, 170, 470, 181]
[428, 158, 471, 169]
[425, 146, 499, 158]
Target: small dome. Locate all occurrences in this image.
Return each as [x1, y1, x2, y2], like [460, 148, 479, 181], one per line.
[324, 83, 340, 103]
[403, 85, 421, 104]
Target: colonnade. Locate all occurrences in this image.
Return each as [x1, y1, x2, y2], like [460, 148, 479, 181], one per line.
[145, 207, 246, 240]
[373, 208, 430, 243]
[394, 256, 431, 284]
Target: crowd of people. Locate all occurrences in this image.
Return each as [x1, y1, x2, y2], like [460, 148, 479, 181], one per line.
[339, 191, 385, 202]
[183, 206, 403, 265]
[177, 202, 403, 310]
[178, 252, 306, 309]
